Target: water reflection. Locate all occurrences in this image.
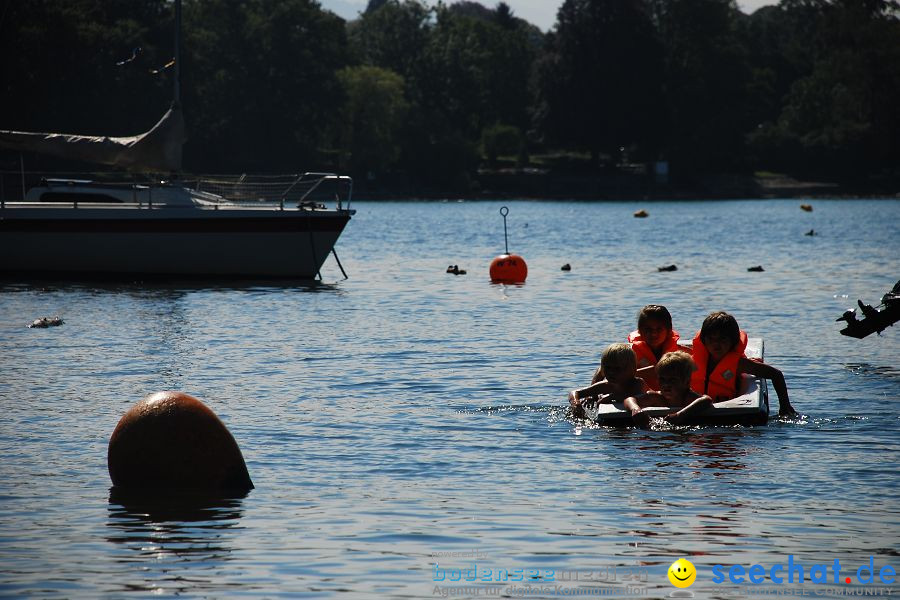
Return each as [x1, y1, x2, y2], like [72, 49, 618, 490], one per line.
[0, 277, 341, 296]
[593, 431, 759, 549]
[843, 362, 900, 381]
[106, 489, 248, 595]
[607, 429, 756, 473]
[681, 431, 753, 473]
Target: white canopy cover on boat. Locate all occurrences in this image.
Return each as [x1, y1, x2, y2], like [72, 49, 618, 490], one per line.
[0, 106, 184, 173]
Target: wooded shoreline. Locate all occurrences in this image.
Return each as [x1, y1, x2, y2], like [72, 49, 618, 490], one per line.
[3, 0, 899, 191]
[351, 172, 900, 201]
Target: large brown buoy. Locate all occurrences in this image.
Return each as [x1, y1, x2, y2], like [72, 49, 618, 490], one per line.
[108, 391, 253, 491]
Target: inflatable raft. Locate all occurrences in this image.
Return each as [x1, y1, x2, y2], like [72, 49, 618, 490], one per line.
[584, 338, 769, 427]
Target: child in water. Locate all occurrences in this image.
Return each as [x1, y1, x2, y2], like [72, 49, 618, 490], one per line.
[608, 304, 685, 390]
[691, 311, 796, 416]
[624, 351, 713, 428]
[569, 343, 646, 419]
[592, 304, 685, 389]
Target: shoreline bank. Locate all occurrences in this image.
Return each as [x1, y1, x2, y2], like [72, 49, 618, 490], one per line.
[350, 172, 900, 201]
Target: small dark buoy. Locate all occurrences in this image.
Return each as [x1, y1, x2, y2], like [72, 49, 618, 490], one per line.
[490, 207, 527, 283]
[108, 391, 253, 492]
[561, 263, 571, 271]
[27, 316, 64, 328]
[805, 229, 817, 236]
[634, 209, 649, 218]
[800, 204, 813, 212]
[658, 264, 677, 272]
[748, 265, 765, 272]
[446, 265, 466, 275]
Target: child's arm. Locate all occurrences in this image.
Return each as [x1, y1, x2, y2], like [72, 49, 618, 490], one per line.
[624, 391, 664, 429]
[568, 388, 585, 417]
[738, 357, 797, 416]
[665, 394, 713, 424]
[597, 377, 647, 404]
[624, 394, 649, 429]
[568, 381, 607, 417]
[569, 379, 616, 406]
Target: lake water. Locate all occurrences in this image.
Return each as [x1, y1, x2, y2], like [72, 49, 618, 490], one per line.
[1, 199, 898, 599]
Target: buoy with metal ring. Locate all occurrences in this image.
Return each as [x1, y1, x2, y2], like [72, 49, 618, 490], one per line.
[490, 206, 528, 283]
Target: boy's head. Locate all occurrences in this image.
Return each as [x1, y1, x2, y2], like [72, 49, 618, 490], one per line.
[655, 350, 695, 401]
[601, 343, 637, 384]
[699, 311, 741, 360]
[637, 305, 673, 349]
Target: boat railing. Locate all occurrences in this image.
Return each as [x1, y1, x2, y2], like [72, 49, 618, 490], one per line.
[0, 171, 151, 208]
[0, 170, 353, 211]
[190, 172, 353, 211]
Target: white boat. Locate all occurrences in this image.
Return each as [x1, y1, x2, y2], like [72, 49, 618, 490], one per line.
[0, 0, 355, 280]
[0, 173, 354, 279]
[584, 338, 770, 427]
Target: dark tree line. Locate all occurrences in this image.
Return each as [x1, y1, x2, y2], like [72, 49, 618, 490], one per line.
[2, 0, 899, 186]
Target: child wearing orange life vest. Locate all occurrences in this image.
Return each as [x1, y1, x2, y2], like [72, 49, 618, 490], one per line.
[569, 343, 646, 419]
[590, 305, 684, 389]
[691, 311, 797, 416]
[625, 351, 713, 428]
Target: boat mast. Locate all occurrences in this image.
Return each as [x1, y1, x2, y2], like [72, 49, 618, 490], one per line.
[174, 0, 181, 107]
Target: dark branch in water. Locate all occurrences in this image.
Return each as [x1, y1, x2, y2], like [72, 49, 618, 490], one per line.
[837, 280, 900, 338]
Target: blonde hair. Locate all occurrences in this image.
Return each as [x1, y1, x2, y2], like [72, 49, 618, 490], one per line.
[656, 350, 695, 381]
[602, 343, 637, 371]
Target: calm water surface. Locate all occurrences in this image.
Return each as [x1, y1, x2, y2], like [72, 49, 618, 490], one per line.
[1, 199, 898, 599]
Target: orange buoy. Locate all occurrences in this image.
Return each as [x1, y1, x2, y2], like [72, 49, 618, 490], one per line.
[490, 253, 528, 283]
[108, 391, 253, 492]
[491, 207, 528, 283]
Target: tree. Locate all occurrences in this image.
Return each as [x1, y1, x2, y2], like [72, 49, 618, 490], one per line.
[740, 1, 829, 136]
[365, 0, 390, 13]
[347, 0, 432, 91]
[182, 0, 349, 171]
[650, 0, 753, 177]
[1, 0, 173, 138]
[533, 0, 666, 166]
[749, 0, 900, 176]
[481, 123, 525, 165]
[494, 2, 516, 28]
[334, 66, 409, 176]
[349, 2, 538, 185]
[418, 5, 538, 137]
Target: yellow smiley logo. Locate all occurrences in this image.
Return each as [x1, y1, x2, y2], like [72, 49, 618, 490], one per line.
[668, 558, 696, 588]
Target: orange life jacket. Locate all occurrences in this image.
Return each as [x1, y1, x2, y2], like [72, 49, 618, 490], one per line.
[690, 330, 748, 401]
[628, 329, 681, 369]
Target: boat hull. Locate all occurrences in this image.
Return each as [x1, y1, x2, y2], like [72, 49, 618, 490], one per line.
[0, 206, 352, 278]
